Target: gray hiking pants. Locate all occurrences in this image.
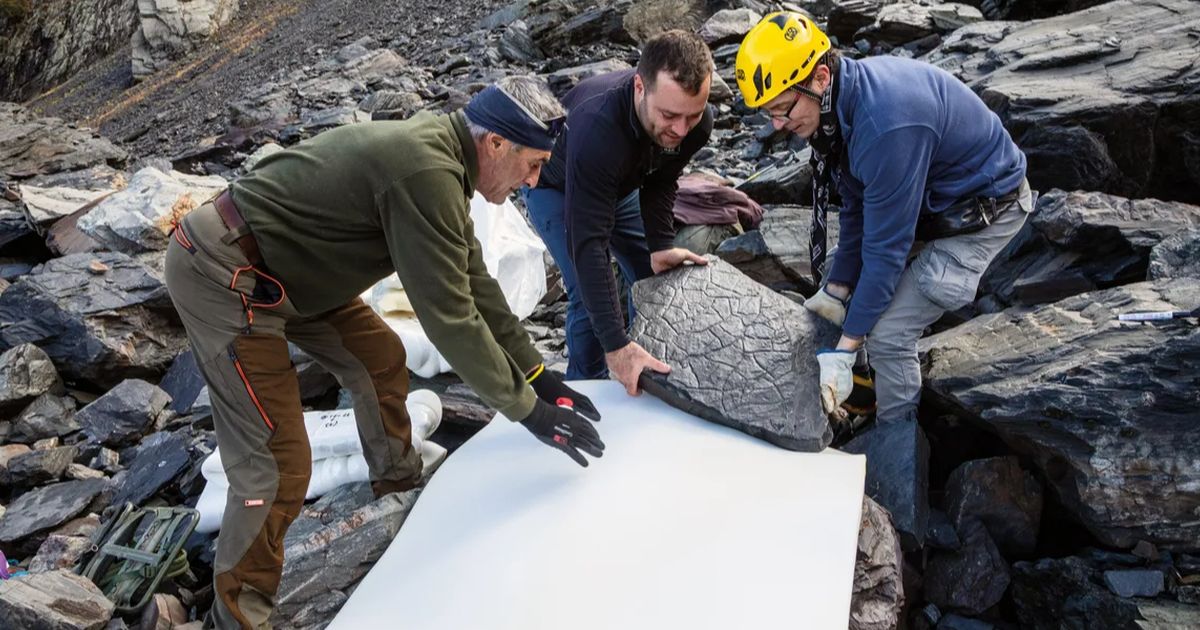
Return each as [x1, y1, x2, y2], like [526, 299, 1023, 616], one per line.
[868, 179, 1034, 422]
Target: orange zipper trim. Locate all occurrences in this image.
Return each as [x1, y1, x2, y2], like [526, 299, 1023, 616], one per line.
[229, 348, 274, 431]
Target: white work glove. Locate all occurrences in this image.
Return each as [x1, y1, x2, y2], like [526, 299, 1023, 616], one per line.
[816, 350, 857, 416]
[804, 286, 848, 327]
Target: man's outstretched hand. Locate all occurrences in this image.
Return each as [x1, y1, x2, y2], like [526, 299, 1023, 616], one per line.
[519, 399, 605, 467]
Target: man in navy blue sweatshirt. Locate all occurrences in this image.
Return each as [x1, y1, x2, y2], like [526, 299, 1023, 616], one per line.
[525, 30, 714, 393]
[736, 14, 1032, 424]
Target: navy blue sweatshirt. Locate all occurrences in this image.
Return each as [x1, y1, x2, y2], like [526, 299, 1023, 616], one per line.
[826, 56, 1026, 337]
[537, 70, 714, 352]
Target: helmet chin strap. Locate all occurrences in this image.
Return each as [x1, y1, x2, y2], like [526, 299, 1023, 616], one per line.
[793, 84, 823, 103]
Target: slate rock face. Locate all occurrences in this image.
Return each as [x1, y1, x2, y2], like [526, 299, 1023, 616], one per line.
[1149, 227, 1200, 280]
[842, 419, 930, 550]
[271, 482, 420, 629]
[1, 445, 77, 489]
[1010, 556, 1140, 630]
[630, 258, 839, 451]
[924, 519, 1011, 615]
[8, 394, 79, 444]
[944, 456, 1042, 556]
[698, 8, 761, 46]
[132, 0, 241, 80]
[544, 58, 631, 97]
[735, 150, 813, 206]
[980, 190, 1200, 307]
[0, 103, 128, 178]
[850, 497, 904, 630]
[158, 350, 205, 416]
[716, 204, 838, 296]
[0, 343, 63, 415]
[75, 167, 226, 254]
[108, 430, 190, 508]
[925, 0, 1200, 204]
[0, 252, 187, 388]
[0, 568, 115, 630]
[921, 278, 1200, 549]
[0, 478, 106, 548]
[76, 379, 170, 448]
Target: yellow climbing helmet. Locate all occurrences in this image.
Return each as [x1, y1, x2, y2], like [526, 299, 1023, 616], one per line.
[735, 12, 832, 108]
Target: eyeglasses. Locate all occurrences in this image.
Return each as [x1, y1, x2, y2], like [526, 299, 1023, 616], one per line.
[763, 88, 803, 122]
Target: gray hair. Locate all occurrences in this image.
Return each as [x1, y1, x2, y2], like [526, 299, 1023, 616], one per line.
[465, 75, 566, 147]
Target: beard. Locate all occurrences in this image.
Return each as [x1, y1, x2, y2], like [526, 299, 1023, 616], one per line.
[636, 94, 683, 149]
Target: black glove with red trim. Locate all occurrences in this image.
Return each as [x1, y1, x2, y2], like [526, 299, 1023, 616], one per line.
[527, 365, 601, 422]
[519, 399, 605, 467]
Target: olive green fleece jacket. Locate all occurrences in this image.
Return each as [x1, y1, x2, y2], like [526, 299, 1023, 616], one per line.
[229, 110, 540, 421]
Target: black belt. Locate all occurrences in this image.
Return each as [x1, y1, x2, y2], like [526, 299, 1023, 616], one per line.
[916, 184, 1022, 242]
[214, 190, 264, 266]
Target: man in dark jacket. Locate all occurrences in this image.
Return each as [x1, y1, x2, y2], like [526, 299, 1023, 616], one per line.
[525, 30, 715, 393]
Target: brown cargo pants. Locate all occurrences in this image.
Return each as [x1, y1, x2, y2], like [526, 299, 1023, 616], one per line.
[164, 200, 422, 629]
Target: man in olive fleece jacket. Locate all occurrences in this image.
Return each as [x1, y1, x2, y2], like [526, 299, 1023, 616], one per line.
[164, 76, 604, 630]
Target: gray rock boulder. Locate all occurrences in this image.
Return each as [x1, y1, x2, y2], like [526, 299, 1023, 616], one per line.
[850, 497, 905, 630]
[531, 0, 634, 54]
[842, 419, 930, 550]
[944, 456, 1042, 556]
[499, 20, 544, 64]
[924, 519, 1010, 615]
[717, 204, 837, 295]
[131, 0, 241, 80]
[76, 167, 226, 254]
[1149, 227, 1200, 280]
[920, 278, 1200, 550]
[19, 184, 117, 232]
[698, 8, 762, 46]
[8, 394, 79, 443]
[108, 430, 190, 507]
[28, 533, 92, 573]
[544, 59, 631, 97]
[0, 252, 187, 388]
[857, 2, 982, 47]
[271, 482, 420, 629]
[0, 478, 106, 549]
[981, 190, 1200, 307]
[631, 258, 839, 450]
[77, 379, 170, 448]
[1, 445, 77, 489]
[0, 343, 63, 415]
[0, 103, 128, 179]
[925, 0, 1200, 204]
[0, 568, 115, 630]
[158, 350, 205, 415]
[736, 149, 813, 205]
[1011, 556, 1140, 630]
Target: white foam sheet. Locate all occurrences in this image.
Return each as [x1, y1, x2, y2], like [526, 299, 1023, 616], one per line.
[331, 381, 866, 630]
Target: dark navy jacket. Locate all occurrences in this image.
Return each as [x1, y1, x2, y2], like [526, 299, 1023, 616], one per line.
[825, 56, 1026, 337]
[537, 69, 713, 352]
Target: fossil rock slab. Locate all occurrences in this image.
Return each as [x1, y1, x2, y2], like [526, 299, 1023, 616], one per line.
[630, 257, 838, 451]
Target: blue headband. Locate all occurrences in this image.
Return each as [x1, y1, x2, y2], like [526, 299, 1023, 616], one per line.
[464, 85, 565, 152]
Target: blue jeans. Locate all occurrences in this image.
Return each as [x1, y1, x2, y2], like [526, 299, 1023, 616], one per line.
[523, 187, 652, 380]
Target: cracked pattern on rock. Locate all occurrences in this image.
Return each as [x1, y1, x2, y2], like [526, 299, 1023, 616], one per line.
[631, 258, 838, 451]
